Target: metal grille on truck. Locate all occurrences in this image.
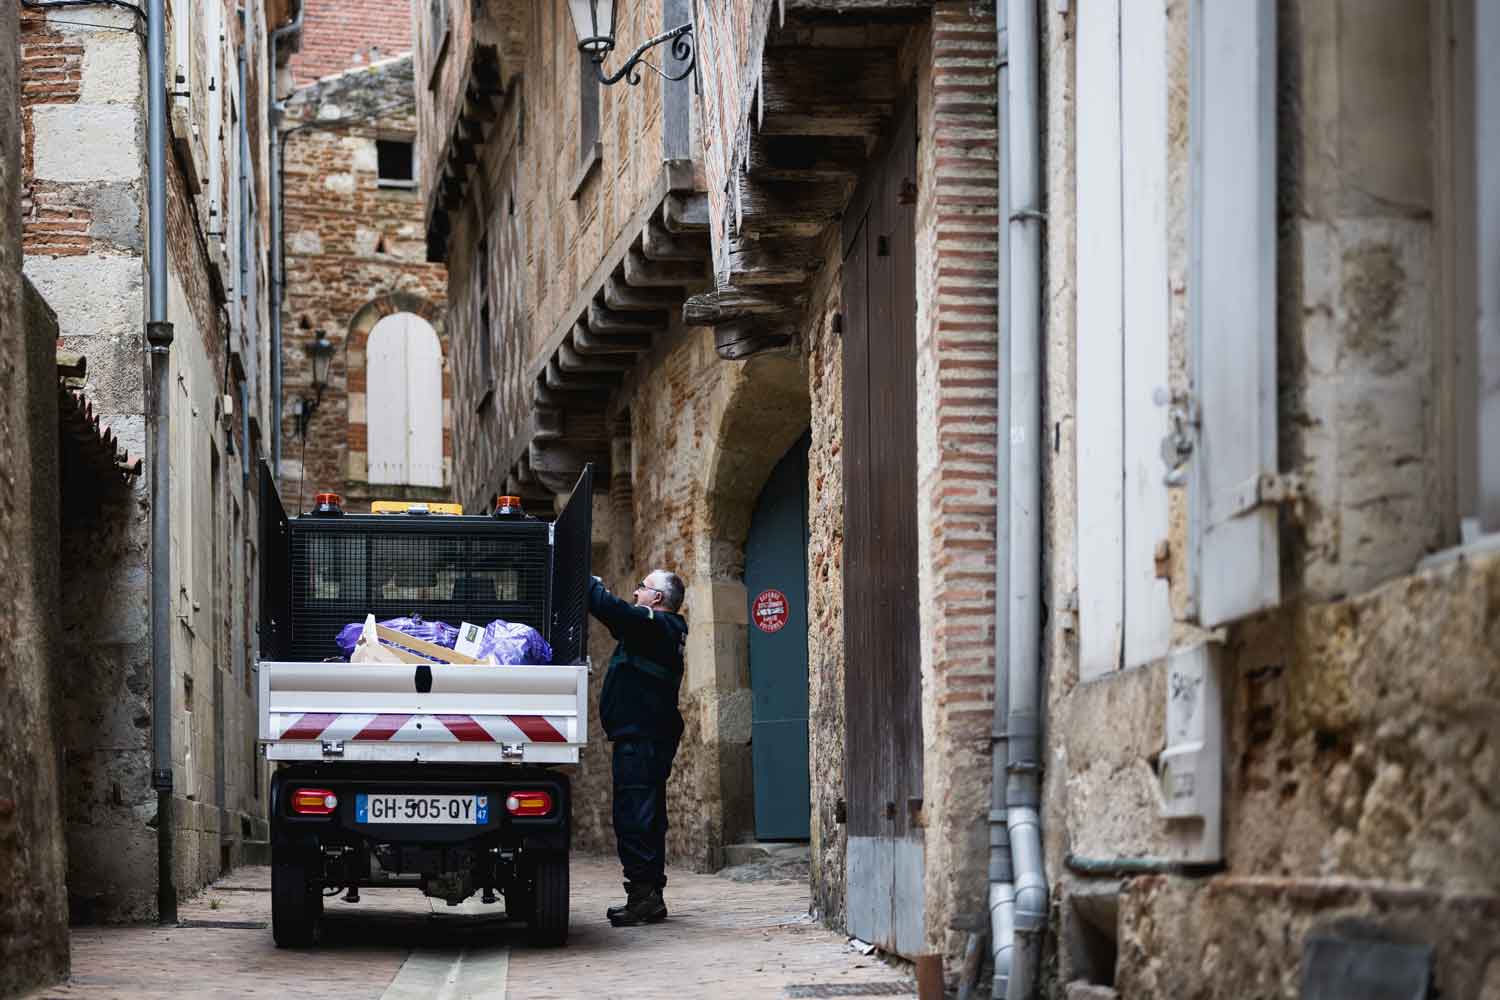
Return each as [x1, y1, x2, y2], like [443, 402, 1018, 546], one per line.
[287, 520, 552, 663]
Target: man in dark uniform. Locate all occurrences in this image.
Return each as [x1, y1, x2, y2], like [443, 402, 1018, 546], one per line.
[588, 569, 688, 927]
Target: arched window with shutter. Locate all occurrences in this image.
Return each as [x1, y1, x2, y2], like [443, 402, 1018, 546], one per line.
[366, 312, 444, 487]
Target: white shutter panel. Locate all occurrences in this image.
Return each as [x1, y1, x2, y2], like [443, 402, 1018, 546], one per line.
[1076, 0, 1126, 679]
[367, 315, 411, 484]
[1189, 0, 1279, 626]
[1121, 0, 1172, 667]
[405, 317, 445, 487]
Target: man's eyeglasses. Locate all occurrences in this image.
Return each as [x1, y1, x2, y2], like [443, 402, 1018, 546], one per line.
[636, 581, 663, 597]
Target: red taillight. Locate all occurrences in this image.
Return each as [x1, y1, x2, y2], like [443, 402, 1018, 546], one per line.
[505, 790, 553, 817]
[291, 788, 338, 815]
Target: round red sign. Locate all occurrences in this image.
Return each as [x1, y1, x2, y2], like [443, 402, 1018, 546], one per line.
[751, 589, 789, 634]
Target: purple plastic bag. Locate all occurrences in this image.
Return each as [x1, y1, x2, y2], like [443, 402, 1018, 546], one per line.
[335, 615, 458, 660]
[477, 619, 552, 665]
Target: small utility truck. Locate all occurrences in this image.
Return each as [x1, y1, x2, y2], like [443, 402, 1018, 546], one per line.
[256, 463, 592, 948]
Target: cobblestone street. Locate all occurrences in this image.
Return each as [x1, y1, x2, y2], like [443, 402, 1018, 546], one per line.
[26, 857, 916, 1000]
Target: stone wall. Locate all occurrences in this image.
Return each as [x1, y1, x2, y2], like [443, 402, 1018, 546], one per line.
[278, 55, 450, 511]
[1039, 1, 1500, 995]
[804, 248, 846, 925]
[0, 2, 68, 987]
[21, 0, 275, 921]
[288, 0, 413, 86]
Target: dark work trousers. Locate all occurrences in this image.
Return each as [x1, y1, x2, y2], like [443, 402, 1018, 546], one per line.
[611, 738, 678, 889]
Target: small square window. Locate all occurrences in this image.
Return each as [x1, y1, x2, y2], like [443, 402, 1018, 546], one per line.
[377, 140, 416, 189]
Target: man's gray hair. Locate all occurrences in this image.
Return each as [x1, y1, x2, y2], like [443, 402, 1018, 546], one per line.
[651, 569, 686, 612]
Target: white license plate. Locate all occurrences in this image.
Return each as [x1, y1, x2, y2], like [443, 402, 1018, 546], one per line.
[355, 793, 489, 825]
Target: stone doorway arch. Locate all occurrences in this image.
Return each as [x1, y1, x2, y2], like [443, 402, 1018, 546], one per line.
[688, 352, 812, 860]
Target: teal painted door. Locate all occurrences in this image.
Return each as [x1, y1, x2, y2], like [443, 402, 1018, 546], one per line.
[745, 433, 812, 841]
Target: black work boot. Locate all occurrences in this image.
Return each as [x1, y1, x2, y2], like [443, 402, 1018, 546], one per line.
[605, 882, 640, 922]
[607, 883, 667, 926]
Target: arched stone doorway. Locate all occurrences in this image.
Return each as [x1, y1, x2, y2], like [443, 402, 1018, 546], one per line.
[689, 353, 812, 857]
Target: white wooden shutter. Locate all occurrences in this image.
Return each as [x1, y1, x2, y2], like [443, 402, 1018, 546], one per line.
[1075, 0, 1126, 680]
[1076, 0, 1172, 679]
[367, 315, 411, 484]
[1120, 0, 1172, 666]
[405, 318, 445, 487]
[1189, 0, 1279, 626]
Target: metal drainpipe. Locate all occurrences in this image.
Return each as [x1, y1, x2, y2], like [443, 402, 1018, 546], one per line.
[145, 0, 176, 925]
[1001, 0, 1047, 996]
[986, 0, 1016, 995]
[268, 0, 304, 476]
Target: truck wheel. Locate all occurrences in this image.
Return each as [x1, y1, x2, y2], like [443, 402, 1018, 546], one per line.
[271, 845, 323, 948]
[527, 853, 569, 947]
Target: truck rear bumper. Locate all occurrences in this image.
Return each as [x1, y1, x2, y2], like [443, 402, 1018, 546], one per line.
[270, 763, 570, 852]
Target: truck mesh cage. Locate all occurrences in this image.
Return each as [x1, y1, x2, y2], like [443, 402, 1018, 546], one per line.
[257, 461, 593, 666]
[287, 518, 552, 663]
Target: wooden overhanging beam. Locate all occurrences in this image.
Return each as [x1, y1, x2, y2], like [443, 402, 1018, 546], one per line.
[424, 44, 508, 263]
[690, 25, 905, 359]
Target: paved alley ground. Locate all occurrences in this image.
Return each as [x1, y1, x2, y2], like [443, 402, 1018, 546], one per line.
[26, 856, 916, 1000]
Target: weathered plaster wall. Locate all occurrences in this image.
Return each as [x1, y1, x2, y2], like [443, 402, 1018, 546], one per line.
[278, 56, 450, 510]
[0, 4, 68, 983]
[1279, 0, 1446, 600]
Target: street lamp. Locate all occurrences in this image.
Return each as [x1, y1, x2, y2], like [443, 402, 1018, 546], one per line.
[568, 0, 696, 88]
[297, 332, 335, 439]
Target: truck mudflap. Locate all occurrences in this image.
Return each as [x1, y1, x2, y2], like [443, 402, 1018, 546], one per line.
[259, 661, 588, 765]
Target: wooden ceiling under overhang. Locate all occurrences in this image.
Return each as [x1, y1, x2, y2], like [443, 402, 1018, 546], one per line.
[684, 9, 923, 359]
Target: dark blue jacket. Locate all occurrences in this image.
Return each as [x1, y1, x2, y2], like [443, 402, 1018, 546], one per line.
[589, 579, 688, 743]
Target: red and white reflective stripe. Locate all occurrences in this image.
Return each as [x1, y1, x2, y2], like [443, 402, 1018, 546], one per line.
[271, 712, 569, 743]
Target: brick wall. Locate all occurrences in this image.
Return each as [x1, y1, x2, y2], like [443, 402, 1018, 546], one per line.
[288, 0, 413, 86]
[278, 55, 450, 510]
[912, 3, 1001, 963]
[19, 8, 93, 259]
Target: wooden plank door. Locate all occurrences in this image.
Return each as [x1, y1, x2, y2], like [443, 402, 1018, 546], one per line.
[841, 98, 924, 957]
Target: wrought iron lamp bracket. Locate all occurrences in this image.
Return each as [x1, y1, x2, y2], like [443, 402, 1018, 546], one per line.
[590, 22, 697, 89]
